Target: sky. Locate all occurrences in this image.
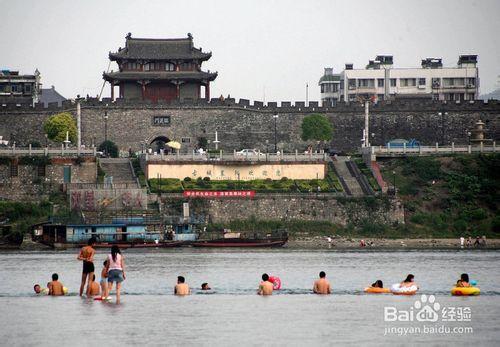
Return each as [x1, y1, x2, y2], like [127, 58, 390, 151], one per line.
[1, 0, 500, 102]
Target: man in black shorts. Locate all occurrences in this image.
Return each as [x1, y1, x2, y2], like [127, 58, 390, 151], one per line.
[77, 237, 96, 296]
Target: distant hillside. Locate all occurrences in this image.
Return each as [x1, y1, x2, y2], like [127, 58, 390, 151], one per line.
[480, 88, 500, 100]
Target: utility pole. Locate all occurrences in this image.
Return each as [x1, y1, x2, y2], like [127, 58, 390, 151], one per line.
[363, 101, 370, 148]
[306, 83, 309, 107]
[77, 100, 81, 149]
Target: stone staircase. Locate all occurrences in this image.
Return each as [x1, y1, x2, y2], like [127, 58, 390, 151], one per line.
[99, 158, 138, 186]
[332, 157, 364, 197]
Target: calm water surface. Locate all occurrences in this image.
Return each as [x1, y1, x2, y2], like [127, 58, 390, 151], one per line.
[0, 249, 499, 346]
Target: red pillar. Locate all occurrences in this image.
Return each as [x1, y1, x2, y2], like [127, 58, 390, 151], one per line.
[141, 81, 145, 100]
[110, 82, 114, 101]
[205, 82, 210, 100]
[176, 83, 180, 99]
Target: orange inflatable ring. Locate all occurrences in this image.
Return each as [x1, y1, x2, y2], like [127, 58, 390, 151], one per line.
[269, 276, 281, 290]
[364, 287, 391, 294]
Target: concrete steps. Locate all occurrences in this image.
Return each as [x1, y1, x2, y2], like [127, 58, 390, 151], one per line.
[99, 158, 137, 185]
[332, 158, 364, 197]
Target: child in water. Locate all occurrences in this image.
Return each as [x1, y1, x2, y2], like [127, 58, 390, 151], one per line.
[456, 273, 471, 287]
[371, 280, 384, 288]
[400, 274, 418, 288]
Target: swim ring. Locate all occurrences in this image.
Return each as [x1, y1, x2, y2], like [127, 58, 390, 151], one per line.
[269, 276, 281, 290]
[451, 287, 480, 296]
[391, 283, 418, 295]
[364, 287, 391, 294]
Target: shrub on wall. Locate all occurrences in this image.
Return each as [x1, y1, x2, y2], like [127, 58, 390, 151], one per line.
[43, 112, 77, 143]
[98, 140, 119, 158]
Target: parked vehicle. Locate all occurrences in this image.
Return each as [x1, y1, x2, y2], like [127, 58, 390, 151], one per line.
[235, 149, 265, 156]
[386, 139, 420, 148]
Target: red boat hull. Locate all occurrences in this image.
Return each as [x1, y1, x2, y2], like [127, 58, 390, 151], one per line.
[84, 241, 183, 249]
[191, 240, 287, 248]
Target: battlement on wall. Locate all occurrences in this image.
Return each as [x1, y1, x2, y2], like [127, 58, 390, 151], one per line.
[1, 97, 500, 113]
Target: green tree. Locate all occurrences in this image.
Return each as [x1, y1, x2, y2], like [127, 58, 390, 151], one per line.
[98, 140, 119, 158]
[301, 114, 333, 144]
[43, 112, 77, 143]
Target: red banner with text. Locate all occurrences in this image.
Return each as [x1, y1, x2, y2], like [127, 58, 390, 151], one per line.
[183, 190, 255, 198]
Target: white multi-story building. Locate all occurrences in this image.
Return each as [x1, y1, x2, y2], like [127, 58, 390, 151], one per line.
[318, 68, 341, 106]
[323, 55, 479, 103]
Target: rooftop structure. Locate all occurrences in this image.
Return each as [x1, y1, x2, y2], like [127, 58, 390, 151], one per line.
[103, 33, 217, 103]
[40, 85, 66, 107]
[318, 68, 340, 106]
[320, 55, 479, 103]
[0, 69, 41, 105]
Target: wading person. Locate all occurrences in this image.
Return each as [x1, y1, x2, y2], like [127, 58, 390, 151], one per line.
[174, 276, 190, 295]
[88, 274, 100, 296]
[77, 237, 96, 296]
[313, 271, 331, 294]
[258, 273, 274, 295]
[48, 273, 65, 296]
[103, 245, 126, 303]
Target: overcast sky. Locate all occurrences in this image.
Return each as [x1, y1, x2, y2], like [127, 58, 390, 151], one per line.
[1, 0, 499, 102]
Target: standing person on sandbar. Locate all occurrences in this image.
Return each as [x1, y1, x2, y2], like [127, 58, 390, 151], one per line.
[77, 237, 96, 296]
[103, 245, 126, 303]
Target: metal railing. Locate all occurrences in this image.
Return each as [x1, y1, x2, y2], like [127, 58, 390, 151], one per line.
[363, 142, 497, 157]
[143, 151, 328, 162]
[0, 145, 96, 157]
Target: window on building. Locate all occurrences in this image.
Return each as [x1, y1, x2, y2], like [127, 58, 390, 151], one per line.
[180, 63, 194, 71]
[332, 84, 339, 92]
[144, 63, 150, 71]
[37, 165, 46, 177]
[443, 78, 454, 86]
[10, 162, 18, 177]
[348, 79, 356, 89]
[11, 84, 20, 93]
[165, 63, 175, 71]
[418, 78, 426, 86]
[358, 79, 375, 88]
[390, 79, 397, 87]
[400, 78, 416, 87]
[377, 79, 384, 87]
[432, 78, 441, 88]
[467, 78, 476, 87]
[320, 84, 325, 93]
[432, 94, 440, 100]
[24, 84, 32, 93]
[468, 93, 475, 100]
[181, 137, 191, 143]
[455, 78, 465, 86]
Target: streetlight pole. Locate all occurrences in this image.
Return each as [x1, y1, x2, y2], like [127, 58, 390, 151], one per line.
[104, 105, 109, 156]
[273, 114, 279, 153]
[392, 170, 396, 196]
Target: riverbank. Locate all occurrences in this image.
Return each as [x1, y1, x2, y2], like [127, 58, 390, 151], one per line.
[287, 236, 500, 249]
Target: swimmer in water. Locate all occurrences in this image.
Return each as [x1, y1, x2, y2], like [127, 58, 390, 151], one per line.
[201, 283, 211, 290]
[456, 273, 471, 287]
[89, 274, 100, 296]
[313, 271, 331, 294]
[48, 273, 65, 296]
[371, 280, 384, 288]
[400, 274, 418, 289]
[33, 284, 41, 294]
[174, 276, 190, 295]
[77, 237, 96, 296]
[258, 273, 274, 296]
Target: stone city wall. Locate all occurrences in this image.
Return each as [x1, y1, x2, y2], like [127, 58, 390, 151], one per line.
[160, 195, 405, 226]
[0, 98, 499, 153]
[0, 157, 97, 201]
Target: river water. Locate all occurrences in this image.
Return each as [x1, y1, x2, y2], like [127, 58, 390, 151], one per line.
[0, 249, 499, 346]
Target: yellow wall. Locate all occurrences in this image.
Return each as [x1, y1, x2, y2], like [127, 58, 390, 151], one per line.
[147, 163, 326, 180]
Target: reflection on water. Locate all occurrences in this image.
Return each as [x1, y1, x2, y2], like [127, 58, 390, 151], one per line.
[0, 249, 499, 345]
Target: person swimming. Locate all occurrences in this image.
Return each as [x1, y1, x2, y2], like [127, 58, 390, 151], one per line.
[33, 284, 41, 294]
[400, 274, 418, 288]
[313, 271, 331, 294]
[456, 273, 471, 287]
[174, 276, 190, 295]
[258, 273, 274, 295]
[371, 280, 384, 288]
[201, 283, 211, 290]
